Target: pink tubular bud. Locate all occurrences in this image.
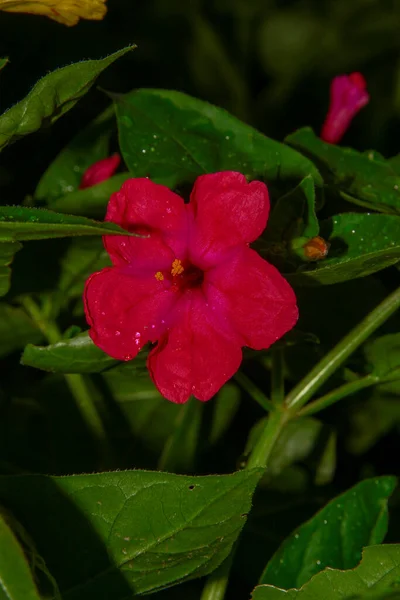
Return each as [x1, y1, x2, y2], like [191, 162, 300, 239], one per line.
[79, 153, 121, 189]
[321, 73, 369, 144]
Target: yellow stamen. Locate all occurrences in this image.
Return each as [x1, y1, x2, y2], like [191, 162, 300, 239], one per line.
[171, 259, 184, 277]
[155, 271, 164, 281]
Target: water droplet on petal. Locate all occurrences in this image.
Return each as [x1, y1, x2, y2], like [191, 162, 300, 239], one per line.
[115, 330, 121, 336]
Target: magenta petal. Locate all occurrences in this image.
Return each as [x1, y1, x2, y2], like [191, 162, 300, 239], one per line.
[147, 290, 242, 403]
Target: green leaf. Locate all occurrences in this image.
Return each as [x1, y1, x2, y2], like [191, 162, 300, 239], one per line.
[21, 331, 120, 373]
[0, 509, 42, 600]
[346, 391, 400, 455]
[115, 89, 322, 188]
[259, 476, 396, 589]
[266, 175, 319, 244]
[0, 206, 135, 241]
[0, 46, 133, 152]
[0, 58, 8, 72]
[209, 383, 241, 446]
[287, 213, 400, 285]
[252, 545, 400, 599]
[58, 237, 111, 301]
[286, 127, 400, 214]
[0, 468, 262, 596]
[0, 303, 42, 358]
[35, 106, 116, 204]
[0, 241, 21, 296]
[47, 173, 130, 217]
[364, 334, 400, 382]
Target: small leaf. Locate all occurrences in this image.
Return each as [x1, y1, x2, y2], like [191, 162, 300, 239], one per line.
[259, 476, 396, 589]
[115, 89, 322, 188]
[287, 213, 400, 285]
[0, 303, 42, 358]
[252, 545, 400, 599]
[0, 206, 134, 241]
[21, 331, 119, 373]
[364, 333, 400, 381]
[286, 127, 400, 214]
[0, 508, 42, 600]
[0, 241, 21, 296]
[35, 106, 116, 204]
[0, 46, 133, 152]
[0, 57, 8, 72]
[48, 173, 130, 217]
[0, 468, 262, 596]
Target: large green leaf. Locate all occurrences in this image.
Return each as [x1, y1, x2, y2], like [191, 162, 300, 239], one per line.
[286, 127, 400, 214]
[0, 241, 21, 296]
[252, 545, 400, 599]
[0, 303, 42, 357]
[21, 331, 120, 373]
[115, 89, 322, 188]
[364, 334, 400, 383]
[0, 47, 133, 152]
[287, 213, 400, 285]
[0, 510, 42, 600]
[35, 106, 116, 204]
[0, 469, 262, 596]
[0, 206, 135, 241]
[259, 477, 396, 589]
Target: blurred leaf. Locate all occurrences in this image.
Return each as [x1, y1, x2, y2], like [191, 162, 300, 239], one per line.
[252, 545, 400, 599]
[21, 331, 120, 373]
[286, 128, 400, 214]
[0, 509, 42, 600]
[209, 383, 241, 446]
[245, 418, 323, 477]
[346, 391, 400, 455]
[0, 241, 21, 296]
[114, 89, 322, 188]
[364, 334, 400, 382]
[259, 477, 396, 588]
[0, 47, 133, 152]
[314, 430, 336, 486]
[58, 237, 111, 301]
[0, 206, 135, 241]
[0, 303, 42, 358]
[287, 213, 400, 285]
[48, 173, 130, 217]
[0, 58, 8, 72]
[35, 106, 116, 204]
[0, 468, 262, 596]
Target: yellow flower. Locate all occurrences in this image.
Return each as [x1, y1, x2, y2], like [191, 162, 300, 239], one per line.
[0, 0, 107, 26]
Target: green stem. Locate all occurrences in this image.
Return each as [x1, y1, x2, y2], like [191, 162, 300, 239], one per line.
[270, 346, 284, 404]
[158, 399, 198, 472]
[234, 371, 274, 412]
[298, 374, 380, 418]
[200, 554, 234, 600]
[285, 286, 400, 416]
[246, 408, 288, 470]
[20, 296, 110, 464]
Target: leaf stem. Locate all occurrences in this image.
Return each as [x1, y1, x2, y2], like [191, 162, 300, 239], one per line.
[285, 286, 400, 416]
[20, 296, 110, 465]
[298, 374, 380, 417]
[234, 371, 274, 412]
[200, 554, 234, 600]
[270, 346, 284, 404]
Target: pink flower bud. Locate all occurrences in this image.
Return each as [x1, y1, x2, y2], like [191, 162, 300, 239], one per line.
[321, 73, 369, 144]
[79, 153, 121, 189]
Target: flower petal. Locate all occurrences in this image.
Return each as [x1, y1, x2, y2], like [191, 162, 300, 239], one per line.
[206, 247, 298, 350]
[104, 178, 188, 264]
[79, 154, 120, 189]
[84, 267, 176, 361]
[147, 290, 242, 403]
[189, 171, 269, 266]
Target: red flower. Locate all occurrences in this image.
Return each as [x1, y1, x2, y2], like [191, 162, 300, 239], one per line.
[321, 73, 369, 144]
[84, 172, 298, 403]
[79, 153, 121, 189]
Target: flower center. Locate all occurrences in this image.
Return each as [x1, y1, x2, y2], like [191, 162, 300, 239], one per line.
[155, 259, 204, 291]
